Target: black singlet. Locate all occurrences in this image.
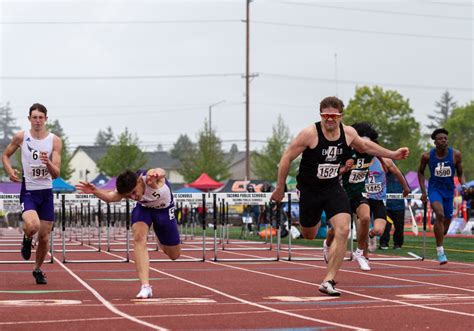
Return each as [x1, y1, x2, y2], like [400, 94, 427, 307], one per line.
[296, 122, 351, 192]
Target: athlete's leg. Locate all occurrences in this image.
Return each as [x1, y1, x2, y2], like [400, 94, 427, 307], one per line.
[22, 210, 41, 238]
[160, 244, 181, 260]
[132, 222, 151, 286]
[35, 221, 53, 269]
[323, 212, 350, 282]
[356, 203, 370, 250]
[431, 201, 445, 247]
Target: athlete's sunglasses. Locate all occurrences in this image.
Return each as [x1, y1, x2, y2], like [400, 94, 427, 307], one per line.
[320, 112, 343, 120]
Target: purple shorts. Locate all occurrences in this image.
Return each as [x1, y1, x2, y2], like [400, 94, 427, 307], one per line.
[20, 187, 55, 222]
[131, 203, 180, 246]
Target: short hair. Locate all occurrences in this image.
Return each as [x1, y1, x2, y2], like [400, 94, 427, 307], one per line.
[320, 96, 344, 113]
[431, 128, 449, 140]
[116, 170, 139, 195]
[352, 122, 378, 142]
[29, 103, 47, 116]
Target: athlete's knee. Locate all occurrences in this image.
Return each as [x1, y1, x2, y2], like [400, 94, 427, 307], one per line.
[165, 246, 181, 260]
[37, 232, 49, 244]
[335, 223, 349, 238]
[300, 228, 316, 240]
[133, 233, 148, 245]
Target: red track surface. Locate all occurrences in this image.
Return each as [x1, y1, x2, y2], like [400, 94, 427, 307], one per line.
[0, 232, 473, 330]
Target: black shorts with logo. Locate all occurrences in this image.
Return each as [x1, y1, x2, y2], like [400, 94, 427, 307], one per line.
[349, 193, 369, 215]
[298, 184, 351, 228]
[368, 199, 387, 220]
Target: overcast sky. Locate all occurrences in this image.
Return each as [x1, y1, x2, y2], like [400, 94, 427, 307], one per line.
[1, 0, 473, 153]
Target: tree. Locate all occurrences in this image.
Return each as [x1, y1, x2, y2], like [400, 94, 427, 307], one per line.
[443, 102, 474, 180]
[96, 128, 147, 177]
[427, 90, 457, 130]
[252, 115, 297, 182]
[179, 122, 231, 182]
[229, 143, 239, 154]
[170, 134, 196, 161]
[94, 126, 115, 146]
[0, 102, 20, 141]
[46, 119, 73, 180]
[344, 86, 424, 174]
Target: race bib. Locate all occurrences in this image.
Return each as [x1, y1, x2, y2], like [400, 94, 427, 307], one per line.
[434, 163, 452, 177]
[30, 164, 49, 178]
[365, 183, 382, 193]
[348, 169, 368, 183]
[317, 163, 340, 179]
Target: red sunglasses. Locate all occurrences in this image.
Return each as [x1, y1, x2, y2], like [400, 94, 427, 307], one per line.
[320, 112, 343, 120]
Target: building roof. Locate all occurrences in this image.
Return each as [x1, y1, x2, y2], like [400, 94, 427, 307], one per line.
[72, 146, 110, 163]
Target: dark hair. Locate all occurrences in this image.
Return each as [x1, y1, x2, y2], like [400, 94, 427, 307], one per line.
[29, 103, 47, 116]
[352, 122, 379, 142]
[116, 170, 138, 194]
[320, 96, 344, 113]
[431, 128, 449, 140]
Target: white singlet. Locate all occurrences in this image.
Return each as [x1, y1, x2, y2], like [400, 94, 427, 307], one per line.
[137, 176, 173, 209]
[21, 131, 55, 191]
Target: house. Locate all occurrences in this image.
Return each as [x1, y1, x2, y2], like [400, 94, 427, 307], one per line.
[227, 151, 257, 180]
[69, 146, 185, 184]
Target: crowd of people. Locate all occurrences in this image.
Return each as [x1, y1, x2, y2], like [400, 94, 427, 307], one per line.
[2, 99, 469, 299]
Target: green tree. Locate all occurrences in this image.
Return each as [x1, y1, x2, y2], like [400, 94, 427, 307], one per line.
[46, 119, 73, 180]
[344, 86, 423, 174]
[94, 126, 115, 146]
[427, 90, 457, 130]
[252, 115, 297, 182]
[170, 134, 196, 161]
[179, 122, 230, 182]
[443, 102, 474, 180]
[96, 128, 147, 177]
[0, 102, 20, 141]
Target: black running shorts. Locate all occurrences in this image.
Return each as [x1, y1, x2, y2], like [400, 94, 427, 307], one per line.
[298, 184, 351, 228]
[349, 193, 369, 215]
[368, 199, 387, 220]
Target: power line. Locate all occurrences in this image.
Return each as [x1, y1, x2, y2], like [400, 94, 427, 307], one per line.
[0, 73, 243, 80]
[281, 2, 474, 21]
[261, 73, 474, 92]
[0, 19, 240, 25]
[252, 20, 473, 41]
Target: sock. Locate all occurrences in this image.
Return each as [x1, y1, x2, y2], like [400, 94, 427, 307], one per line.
[142, 284, 150, 288]
[436, 246, 444, 254]
[355, 248, 364, 255]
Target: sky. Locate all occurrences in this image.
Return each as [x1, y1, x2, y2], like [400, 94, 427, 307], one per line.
[1, 0, 473, 153]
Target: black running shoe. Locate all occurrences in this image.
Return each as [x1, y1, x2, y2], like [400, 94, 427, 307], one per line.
[21, 235, 32, 260]
[33, 269, 47, 285]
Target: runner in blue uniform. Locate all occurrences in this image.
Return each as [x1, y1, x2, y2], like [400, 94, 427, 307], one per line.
[77, 168, 181, 298]
[418, 128, 468, 264]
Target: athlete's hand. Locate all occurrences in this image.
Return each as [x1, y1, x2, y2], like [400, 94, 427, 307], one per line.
[270, 186, 285, 203]
[339, 159, 354, 175]
[39, 151, 49, 165]
[146, 171, 165, 186]
[420, 192, 427, 204]
[393, 147, 409, 160]
[8, 169, 20, 182]
[402, 187, 410, 197]
[76, 181, 97, 194]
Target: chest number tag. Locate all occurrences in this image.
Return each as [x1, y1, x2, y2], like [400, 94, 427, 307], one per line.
[349, 169, 368, 183]
[434, 163, 452, 177]
[317, 163, 340, 179]
[31, 165, 49, 178]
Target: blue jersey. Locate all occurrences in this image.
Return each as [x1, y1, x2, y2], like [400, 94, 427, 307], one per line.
[386, 172, 405, 211]
[428, 147, 455, 192]
[366, 157, 386, 201]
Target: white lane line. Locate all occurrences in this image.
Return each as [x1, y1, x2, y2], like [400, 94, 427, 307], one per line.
[100, 251, 367, 330]
[208, 249, 474, 317]
[53, 257, 167, 331]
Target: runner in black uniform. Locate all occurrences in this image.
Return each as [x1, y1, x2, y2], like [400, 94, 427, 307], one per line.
[271, 96, 409, 296]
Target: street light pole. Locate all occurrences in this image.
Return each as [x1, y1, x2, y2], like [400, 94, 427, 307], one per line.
[245, 0, 251, 180]
[208, 100, 226, 131]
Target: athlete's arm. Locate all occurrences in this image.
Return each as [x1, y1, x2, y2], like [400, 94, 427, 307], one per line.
[384, 157, 410, 196]
[417, 152, 429, 203]
[146, 168, 166, 188]
[75, 181, 123, 203]
[345, 126, 409, 160]
[271, 125, 315, 202]
[42, 135, 62, 179]
[1, 132, 23, 182]
[454, 150, 467, 192]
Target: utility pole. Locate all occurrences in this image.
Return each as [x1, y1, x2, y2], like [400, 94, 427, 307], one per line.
[208, 100, 226, 131]
[245, 0, 251, 180]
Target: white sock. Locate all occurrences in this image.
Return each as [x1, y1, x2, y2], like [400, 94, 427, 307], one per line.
[436, 246, 444, 254]
[142, 284, 150, 288]
[355, 248, 364, 255]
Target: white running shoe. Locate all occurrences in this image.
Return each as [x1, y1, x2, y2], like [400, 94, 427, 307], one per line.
[368, 236, 377, 253]
[323, 240, 329, 264]
[136, 285, 153, 299]
[319, 280, 341, 296]
[353, 251, 371, 271]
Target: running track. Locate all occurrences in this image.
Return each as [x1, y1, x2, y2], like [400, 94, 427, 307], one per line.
[0, 233, 473, 330]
